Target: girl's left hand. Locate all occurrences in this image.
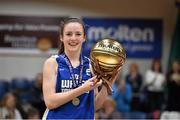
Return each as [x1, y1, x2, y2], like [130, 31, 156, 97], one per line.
[109, 67, 121, 85]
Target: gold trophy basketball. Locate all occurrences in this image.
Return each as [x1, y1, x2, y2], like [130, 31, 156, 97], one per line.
[90, 38, 126, 94]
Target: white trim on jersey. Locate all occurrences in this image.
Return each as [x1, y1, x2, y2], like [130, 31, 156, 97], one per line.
[42, 108, 49, 120]
[51, 55, 59, 59]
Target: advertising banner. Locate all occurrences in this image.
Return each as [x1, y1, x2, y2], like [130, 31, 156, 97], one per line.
[82, 18, 162, 58]
[0, 15, 66, 52]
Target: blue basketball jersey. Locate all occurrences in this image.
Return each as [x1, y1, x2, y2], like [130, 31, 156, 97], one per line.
[44, 54, 94, 119]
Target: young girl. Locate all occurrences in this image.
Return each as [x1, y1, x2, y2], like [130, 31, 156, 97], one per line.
[42, 18, 120, 119]
[0, 92, 22, 119]
[144, 59, 165, 113]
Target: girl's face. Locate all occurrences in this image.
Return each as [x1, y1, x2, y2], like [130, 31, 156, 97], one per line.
[130, 63, 138, 73]
[5, 95, 16, 109]
[172, 61, 180, 72]
[154, 61, 161, 71]
[61, 22, 85, 53]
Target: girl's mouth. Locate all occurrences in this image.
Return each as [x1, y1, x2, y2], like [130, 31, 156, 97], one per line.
[68, 42, 78, 46]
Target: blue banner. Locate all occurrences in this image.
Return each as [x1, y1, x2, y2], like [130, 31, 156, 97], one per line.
[82, 18, 162, 58]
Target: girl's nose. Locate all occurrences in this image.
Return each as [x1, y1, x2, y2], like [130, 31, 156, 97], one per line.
[71, 34, 76, 40]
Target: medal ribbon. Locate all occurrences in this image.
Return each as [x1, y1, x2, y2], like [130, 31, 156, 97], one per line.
[64, 54, 83, 88]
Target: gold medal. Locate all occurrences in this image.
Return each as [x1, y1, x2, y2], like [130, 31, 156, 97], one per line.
[72, 97, 80, 106]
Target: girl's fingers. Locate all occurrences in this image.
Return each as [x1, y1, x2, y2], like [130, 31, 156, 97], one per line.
[88, 75, 97, 82]
[95, 79, 102, 87]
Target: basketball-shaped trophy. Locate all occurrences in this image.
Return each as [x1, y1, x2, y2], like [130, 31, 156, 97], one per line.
[90, 38, 126, 94]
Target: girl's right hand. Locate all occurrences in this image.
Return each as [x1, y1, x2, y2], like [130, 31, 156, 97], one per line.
[82, 76, 102, 92]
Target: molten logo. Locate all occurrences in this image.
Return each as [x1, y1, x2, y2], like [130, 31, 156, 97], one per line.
[87, 25, 154, 42]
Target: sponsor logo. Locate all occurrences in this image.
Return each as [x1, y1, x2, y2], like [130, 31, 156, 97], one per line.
[86, 68, 91, 76]
[97, 43, 121, 53]
[88, 25, 154, 42]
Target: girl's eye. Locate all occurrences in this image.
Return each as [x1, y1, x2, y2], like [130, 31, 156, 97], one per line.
[66, 33, 72, 36]
[65, 32, 83, 36]
[76, 33, 82, 36]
